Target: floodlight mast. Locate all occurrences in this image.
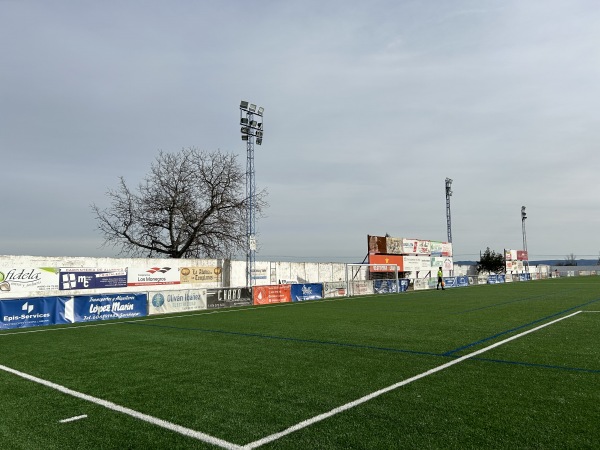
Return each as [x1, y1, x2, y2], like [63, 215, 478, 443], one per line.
[445, 178, 453, 243]
[521, 206, 529, 272]
[240, 101, 264, 287]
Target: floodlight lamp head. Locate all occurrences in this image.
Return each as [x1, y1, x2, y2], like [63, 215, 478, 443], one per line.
[241, 135, 249, 141]
[257, 106, 264, 115]
[256, 138, 262, 145]
[250, 120, 257, 128]
[241, 127, 249, 134]
[241, 117, 249, 125]
[249, 104, 256, 112]
[257, 122, 263, 129]
[240, 101, 249, 109]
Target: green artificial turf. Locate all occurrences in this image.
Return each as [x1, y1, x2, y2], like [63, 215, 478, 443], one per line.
[1, 277, 598, 449]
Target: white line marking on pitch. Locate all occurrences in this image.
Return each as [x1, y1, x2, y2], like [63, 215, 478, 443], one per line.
[59, 414, 88, 423]
[2, 310, 592, 449]
[0, 364, 243, 450]
[242, 310, 584, 449]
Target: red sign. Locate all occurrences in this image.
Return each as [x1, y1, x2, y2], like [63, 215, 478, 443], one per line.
[253, 285, 292, 305]
[367, 254, 404, 272]
[517, 250, 528, 261]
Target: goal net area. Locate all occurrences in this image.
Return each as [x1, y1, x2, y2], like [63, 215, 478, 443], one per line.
[345, 264, 401, 297]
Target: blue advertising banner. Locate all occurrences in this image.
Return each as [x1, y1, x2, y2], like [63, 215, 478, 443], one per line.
[518, 273, 531, 281]
[290, 283, 323, 302]
[59, 268, 128, 291]
[0, 296, 70, 330]
[67, 293, 147, 322]
[456, 276, 469, 287]
[373, 279, 410, 293]
[487, 274, 506, 284]
[442, 276, 469, 288]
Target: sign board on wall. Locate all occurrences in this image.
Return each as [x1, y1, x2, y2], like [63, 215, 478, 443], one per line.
[206, 288, 252, 309]
[180, 267, 222, 283]
[127, 266, 181, 287]
[67, 293, 147, 322]
[253, 285, 292, 305]
[0, 296, 69, 330]
[0, 268, 60, 295]
[323, 281, 346, 298]
[431, 257, 453, 271]
[59, 268, 127, 290]
[290, 284, 323, 302]
[430, 241, 453, 257]
[149, 289, 207, 315]
[367, 255, 403, 271]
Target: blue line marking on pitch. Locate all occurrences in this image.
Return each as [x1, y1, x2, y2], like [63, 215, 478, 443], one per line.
[443, 297, 600, 356]
[124, 321, 440, 357]
[453, 290, 574, 315]
[125, 321, 600, 375]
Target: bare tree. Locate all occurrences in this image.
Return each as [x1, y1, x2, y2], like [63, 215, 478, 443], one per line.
[563, 253, 577, 266]
[91, 147, 267, 258]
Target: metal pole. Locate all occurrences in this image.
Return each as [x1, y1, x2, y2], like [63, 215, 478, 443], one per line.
[240, 102, 264, 287]
[445, 178, 453, 243]
[521, 206, 528, 273]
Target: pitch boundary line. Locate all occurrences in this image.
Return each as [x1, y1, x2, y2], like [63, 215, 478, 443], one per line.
[0, 363, 243, 450]
[241, 310, 584, 449]
[1, 309, 591, 449]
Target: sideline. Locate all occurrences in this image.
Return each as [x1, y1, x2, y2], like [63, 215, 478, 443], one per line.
[242, 310, 583, 449]
[0, 363, 243, 450]
[0, 310, 587, 449]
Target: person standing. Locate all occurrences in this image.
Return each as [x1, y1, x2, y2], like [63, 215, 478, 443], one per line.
[437, 267, 445, 290]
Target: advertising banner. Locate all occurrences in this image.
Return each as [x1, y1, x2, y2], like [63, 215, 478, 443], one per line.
[518, 273, 531, 281]
[517, 250, 528, 261]
[180, 267, 222, 284]
[441, 276, 469, 288]
[368, 235, 387, 254]
[149, 290, 207, 315]
[250, 268, 268, 280]
[291, 283, 323, 302]
[0, 296, 69, 330]
[385, 237, 403, 255]
[430, 241, 453, 257]
[323, 281, 347, 298]
[206, 288, 252, 309]
[456, 276, 469, 287]
[412, 279, 430, 291]
[487, 274, 506, 284]
[253, 285, 292, 305]
[0, 267, 59, 296]
[505, 250, 518, 261]
[400, 239, 431, 255]
[68, 293, 147, 322]
[373, 279, 410, 293]
[59, 268, 127, 291]
[368, 254, 403, 271]
[350, 280, 374, 295]
[402, 256, 432, 272]
[431, 257, 453, 271]
[127, 266, 180, 287]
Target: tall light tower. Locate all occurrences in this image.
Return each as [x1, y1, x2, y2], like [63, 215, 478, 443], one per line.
[445, 178, 453, 243]
[521, 206, 529, 272]
[239, 101, 264, 287]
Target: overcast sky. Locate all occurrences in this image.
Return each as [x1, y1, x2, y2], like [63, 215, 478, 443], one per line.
[1, 0, 599, 262]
